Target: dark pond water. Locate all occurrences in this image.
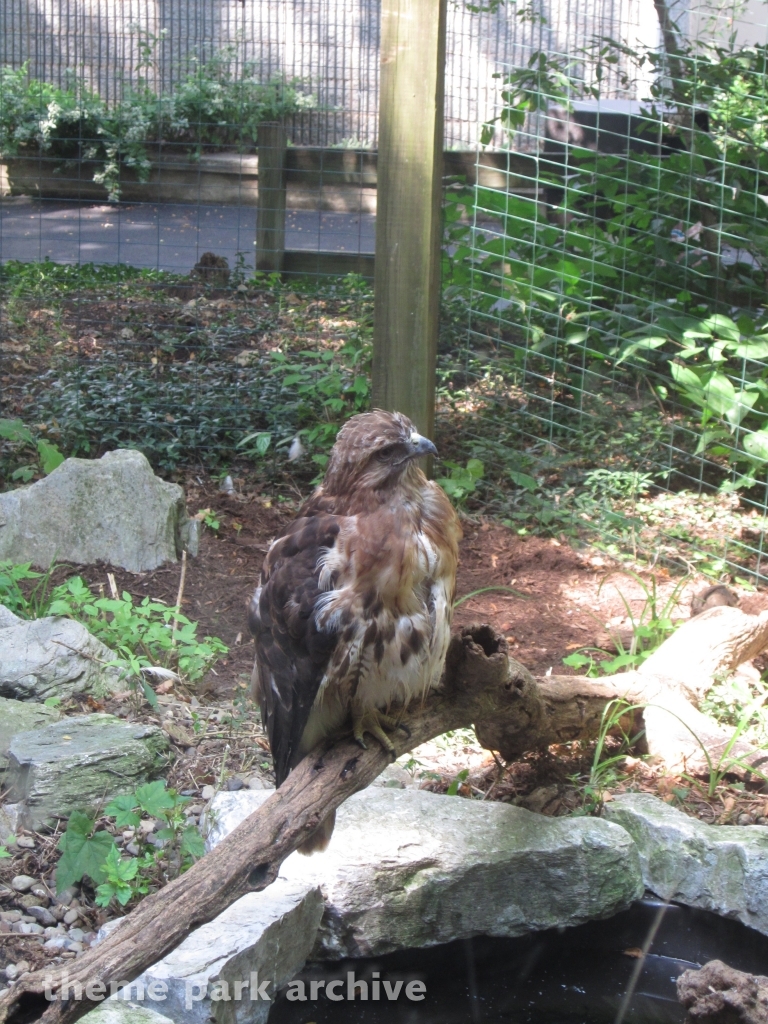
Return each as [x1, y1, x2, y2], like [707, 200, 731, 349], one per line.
[269, 899, 768, 1024]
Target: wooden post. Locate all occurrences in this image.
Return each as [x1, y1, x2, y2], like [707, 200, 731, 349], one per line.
[372, 0, 447, 440]
[256, 121, 286, 274]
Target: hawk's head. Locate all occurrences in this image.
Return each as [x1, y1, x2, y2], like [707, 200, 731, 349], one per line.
[322, 410, 437, 496]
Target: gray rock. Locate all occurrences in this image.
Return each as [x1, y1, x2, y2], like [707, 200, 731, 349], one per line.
[0, 614, 125, 701]
[0, 606, 19, 629]
[371, 762, 420, 789]
[0, 696, 60, 770]
[14, 921, 43, 935]
[7, 715, 169, 830]
[26, 906, 55, 927]
[81, 999, 176, 1024]
[10, 875, 36, 892]
[128, 878, 324, 1024]
[203, 791, 270, 848]
[0, 449, 194, 573]
[208, 788, 643, 959]
[56, 886, 77, 907]
[604, 793, 768, 935]
[0, 804, 19, 844]
[94, 919, 126, 946]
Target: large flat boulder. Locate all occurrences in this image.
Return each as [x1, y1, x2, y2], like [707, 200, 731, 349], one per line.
[0, 449, 196, 572]
[0, 695, 60, 770]
[0, 608, 125, 701]
[7, 714, 169, 829]
[207, 787, 643, 959]
[127, 879, 324, 1024]
[604, 793, 768, 935]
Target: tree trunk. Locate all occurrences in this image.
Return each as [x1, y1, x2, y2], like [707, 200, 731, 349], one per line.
[3, 607, 767, 1024]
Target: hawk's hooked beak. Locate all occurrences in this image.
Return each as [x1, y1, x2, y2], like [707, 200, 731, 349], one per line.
[408, 433, 438, 459]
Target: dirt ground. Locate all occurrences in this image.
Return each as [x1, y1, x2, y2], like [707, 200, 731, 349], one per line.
[63, 474, 723, 695]
[51, 474, 768, 819]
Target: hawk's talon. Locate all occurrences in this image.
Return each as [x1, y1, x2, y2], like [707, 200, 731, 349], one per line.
[352, 708, 399, 756]
[397, 722, 411, 740]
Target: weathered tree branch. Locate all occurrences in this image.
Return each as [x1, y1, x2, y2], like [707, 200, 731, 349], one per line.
[3, 607, 768, 1024]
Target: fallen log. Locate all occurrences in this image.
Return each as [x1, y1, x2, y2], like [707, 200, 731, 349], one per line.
[3, 605, 768, 1024]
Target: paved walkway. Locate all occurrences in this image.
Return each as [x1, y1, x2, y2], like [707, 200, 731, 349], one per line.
[0, 198, 376, 273]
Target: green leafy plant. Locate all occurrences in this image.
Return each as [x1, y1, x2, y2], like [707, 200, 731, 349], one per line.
[436, 458, 484, 506]
[106, 780, 204, 865]
[0, 418, 64, 482]
[441, 27, 768, 505]
[564, 572, 688, 675]
[446, 768, 470, 796]
[619, 312, 768, 486]
[94, 845, 141, 908]
[197, 508, 220, 533]
[679, 699, 768, 798]
[12, 275, 371, 476]
[47, 576, 227, 695]
[56, 811, 116, 892]
[55, 783, 206, 907]
[702, 671, 768, 739]
[0, 561, 58, 618]
[267, 333, 372, 472]
[237, 431, 272, 459]
[0, 56, 315, 200]
[571, 699, 646, 814]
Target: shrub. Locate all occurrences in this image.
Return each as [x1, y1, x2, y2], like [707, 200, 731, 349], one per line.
[0, 55, 315, 200]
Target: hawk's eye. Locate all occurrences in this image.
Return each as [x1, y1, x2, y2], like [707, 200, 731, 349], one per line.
[376, 443, 399, 462]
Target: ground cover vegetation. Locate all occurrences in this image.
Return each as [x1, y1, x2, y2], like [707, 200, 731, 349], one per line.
[0, 256, 763, 583]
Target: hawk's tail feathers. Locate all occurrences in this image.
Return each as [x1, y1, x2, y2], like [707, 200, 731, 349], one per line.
[298, 809, 336, 855]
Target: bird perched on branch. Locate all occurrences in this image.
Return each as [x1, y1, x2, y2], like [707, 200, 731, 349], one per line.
[248, 410, 461, 852]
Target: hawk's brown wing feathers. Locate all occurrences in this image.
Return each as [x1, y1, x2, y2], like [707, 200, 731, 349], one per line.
[249, 512, 341, 786]
[248, 411, 461, 856]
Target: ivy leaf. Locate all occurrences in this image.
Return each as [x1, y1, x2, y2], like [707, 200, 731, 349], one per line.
[134, 781, 176, 817]
[725, 390, 758, 430]
[56, 815, 116, 892]
[180, 826, 205, 860]
[743, 429, 768, 462]
[0, 419, 35, 445]
[104, 794, 141, 829]
[702, 372, 736, 417]
[36, 439, 64, 474]
[508, 470, 537, 492]
[94, 846, 140, 907]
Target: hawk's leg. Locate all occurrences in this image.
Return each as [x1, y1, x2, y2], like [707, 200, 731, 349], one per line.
[352, 707, 402, 757]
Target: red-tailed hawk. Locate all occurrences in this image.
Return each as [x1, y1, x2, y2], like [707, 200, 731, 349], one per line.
[248, 410, 461, 852]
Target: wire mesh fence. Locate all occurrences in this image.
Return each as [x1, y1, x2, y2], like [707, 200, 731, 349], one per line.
[446, 0, 768, 583]
[2, 0, 768, 586]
